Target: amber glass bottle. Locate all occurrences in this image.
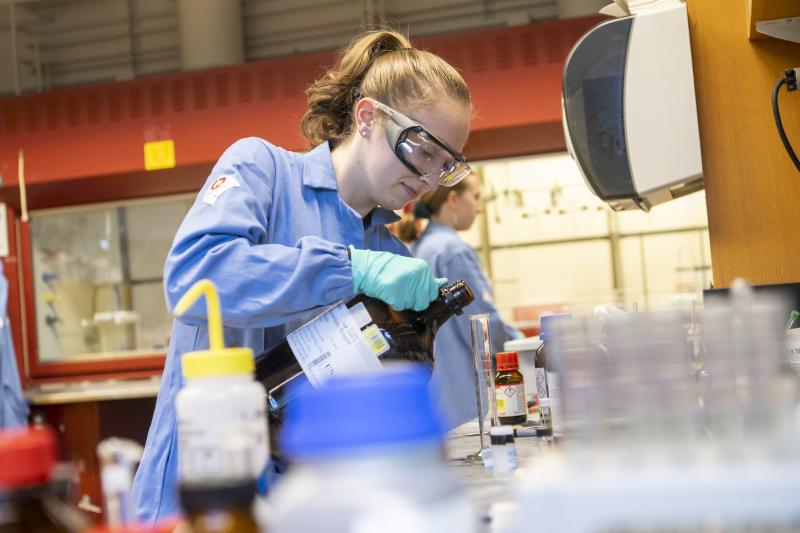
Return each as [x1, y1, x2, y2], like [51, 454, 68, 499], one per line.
[254, 280, 474, 452]
[180, 480, 260, 533]
[495, 351, 528, 426]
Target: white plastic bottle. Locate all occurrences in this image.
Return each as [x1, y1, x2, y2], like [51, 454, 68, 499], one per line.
[174, 280, 269, 484]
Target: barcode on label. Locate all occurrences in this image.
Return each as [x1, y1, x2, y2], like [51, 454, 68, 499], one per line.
[362, 324, 390, 356]
[311, 351, 331, 367]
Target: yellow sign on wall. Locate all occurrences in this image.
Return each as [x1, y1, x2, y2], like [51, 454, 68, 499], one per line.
[144, 140, 176, 171]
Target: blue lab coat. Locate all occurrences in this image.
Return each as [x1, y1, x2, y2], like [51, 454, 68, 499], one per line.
[0, 262, 28, 429]
[414, 221, 519, 428]
[131, 138, 408, 524]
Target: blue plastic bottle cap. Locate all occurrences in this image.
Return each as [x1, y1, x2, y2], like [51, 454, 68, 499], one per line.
[280, 364, 448, 460]
[539, 314, 572, 341]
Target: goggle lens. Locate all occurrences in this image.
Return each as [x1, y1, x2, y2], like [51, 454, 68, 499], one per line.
[397, 129, 471, 187]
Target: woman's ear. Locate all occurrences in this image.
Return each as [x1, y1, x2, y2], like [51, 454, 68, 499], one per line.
[446, 189, 459, 207]
[354, 98, 377, 135]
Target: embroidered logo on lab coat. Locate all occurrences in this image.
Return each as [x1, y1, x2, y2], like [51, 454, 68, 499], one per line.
[203, 175, 240, 205]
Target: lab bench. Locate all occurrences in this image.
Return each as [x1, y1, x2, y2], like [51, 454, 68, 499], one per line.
[446, 420, 547, 526]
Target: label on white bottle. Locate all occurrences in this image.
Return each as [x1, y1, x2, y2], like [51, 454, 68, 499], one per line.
[288, 302, 383, 387]
[495, 383, 526, 417]
[178, 402, 268, 482]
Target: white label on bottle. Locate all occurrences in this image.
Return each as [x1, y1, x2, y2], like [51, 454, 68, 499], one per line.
[287, 302, 383, 387]
[535, 367, 550, 417]
[534, 367, 548, 399]
[495, 383, 526, 417]
[349, 302, 373, 329]
[178, 402, 268, 482]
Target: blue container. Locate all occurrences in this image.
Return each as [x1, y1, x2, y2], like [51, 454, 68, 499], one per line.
[539, 313, 572, 341]
[280, 364, 448, 460]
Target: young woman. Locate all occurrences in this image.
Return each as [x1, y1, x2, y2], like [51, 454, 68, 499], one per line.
[131, 29, 473, 523]
[402, 173, 520, 428]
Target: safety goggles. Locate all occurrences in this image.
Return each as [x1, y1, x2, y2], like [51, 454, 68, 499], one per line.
[370, 99, 472, 187]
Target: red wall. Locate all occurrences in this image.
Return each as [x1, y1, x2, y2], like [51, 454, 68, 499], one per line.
[0, 17, 603, 209]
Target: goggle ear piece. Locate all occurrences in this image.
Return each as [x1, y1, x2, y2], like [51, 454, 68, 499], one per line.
[382, 118, 407, 149]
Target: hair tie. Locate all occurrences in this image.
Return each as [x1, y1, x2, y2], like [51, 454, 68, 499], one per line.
[412, 202, 431, 219]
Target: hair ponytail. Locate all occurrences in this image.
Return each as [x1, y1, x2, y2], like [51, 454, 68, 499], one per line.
[301, 30, 412, 148]
[301, 28, 471, 148]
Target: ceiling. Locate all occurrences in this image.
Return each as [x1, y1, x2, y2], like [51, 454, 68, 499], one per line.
[0, 0, 607, 96]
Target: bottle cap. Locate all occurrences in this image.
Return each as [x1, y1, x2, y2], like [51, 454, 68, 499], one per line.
[490, 425, 513, 436]
[539, 314, 572, 341]
[174, 280, 254, 378]
[281, 364, 447, 460]
[490, 425, 515, 445]
[0, 426, 56, 489]
[496, 351, 519, 372]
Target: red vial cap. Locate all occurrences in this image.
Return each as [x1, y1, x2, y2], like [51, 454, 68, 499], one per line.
[0, 426, 57, 489]
[496, 351, 520, 372]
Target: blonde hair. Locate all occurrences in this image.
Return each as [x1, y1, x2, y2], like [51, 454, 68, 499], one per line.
[301, 29, 471, 148]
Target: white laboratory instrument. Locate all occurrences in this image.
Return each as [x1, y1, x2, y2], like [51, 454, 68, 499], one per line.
[562, 3, 703, 211]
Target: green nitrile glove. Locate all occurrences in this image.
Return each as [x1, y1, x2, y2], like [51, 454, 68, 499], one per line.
[349, 246, 448, 311]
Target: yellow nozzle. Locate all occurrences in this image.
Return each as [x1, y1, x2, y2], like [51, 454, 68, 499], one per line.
[174, 280, 254, 378]
[174, 279, 224, 352]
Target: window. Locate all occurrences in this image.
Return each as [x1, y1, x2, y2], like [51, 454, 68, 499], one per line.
[464, 153, 711, 322]
[30, 195, 193, 363]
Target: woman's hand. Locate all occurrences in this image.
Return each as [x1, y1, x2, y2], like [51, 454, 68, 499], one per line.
[350, 247, 447, 311]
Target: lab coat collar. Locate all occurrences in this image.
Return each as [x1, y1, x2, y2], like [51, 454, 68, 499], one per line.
[302, 142, 339, 191]
[422, 220, 455, 236]
[366, 207, 400, 228]
[302, 142, 399, 229]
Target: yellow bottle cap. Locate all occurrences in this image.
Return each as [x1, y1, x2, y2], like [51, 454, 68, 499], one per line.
[174, 280, 254, 378]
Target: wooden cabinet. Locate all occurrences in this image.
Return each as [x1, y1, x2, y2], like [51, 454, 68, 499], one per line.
[29, 395, 157, 522]
[687, 0, 800, 287]
[746, 0, 800, 40]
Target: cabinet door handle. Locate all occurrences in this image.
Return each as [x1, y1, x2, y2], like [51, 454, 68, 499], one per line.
[77, 494, 102, 514]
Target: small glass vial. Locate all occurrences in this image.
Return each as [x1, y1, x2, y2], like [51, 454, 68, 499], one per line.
[489, 426, 516, 477]
[494, 351, 527, 425]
